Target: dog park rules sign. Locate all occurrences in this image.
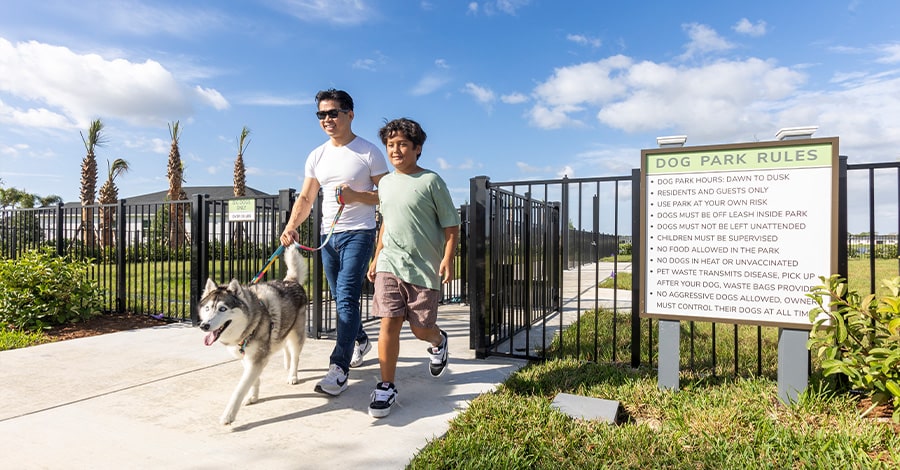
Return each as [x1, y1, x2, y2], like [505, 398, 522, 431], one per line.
[640, 137, 838, 328]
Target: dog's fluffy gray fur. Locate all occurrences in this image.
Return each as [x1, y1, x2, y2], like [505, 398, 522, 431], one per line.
[198, 244, 308, 425]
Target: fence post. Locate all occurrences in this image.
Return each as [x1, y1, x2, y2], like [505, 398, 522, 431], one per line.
[630, 168, 642, 369]
[837, 156, 848, 280]
[55, 202, 64, 256]
[116, 199, 127, 313]
[469, 176, 489, 357]
[459, 204, 469, 304]
[189, 194, 207, 326]
[312, 191, 324, 338]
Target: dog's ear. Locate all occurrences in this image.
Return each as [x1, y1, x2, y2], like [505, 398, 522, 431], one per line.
[203, 278, 218, 296]
[227, 279, 242, 293]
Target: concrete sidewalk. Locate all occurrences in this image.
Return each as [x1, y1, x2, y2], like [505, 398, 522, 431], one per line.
[0, 305, 526, 469]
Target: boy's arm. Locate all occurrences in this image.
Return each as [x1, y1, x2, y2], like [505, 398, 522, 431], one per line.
[367, 222, 386, 282]
[439, 225, 460, 284]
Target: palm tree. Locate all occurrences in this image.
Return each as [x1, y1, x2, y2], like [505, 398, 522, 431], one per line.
[38, 195, 63, 207]
[98, 158, 129, 247]
[232, 126, 251, 246]
[166, 121, 188, 248]
[80, 119, 106, 245]
[234, 126, 250, 198]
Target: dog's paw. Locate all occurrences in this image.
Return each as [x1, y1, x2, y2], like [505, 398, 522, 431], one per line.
[220, 413, 236, 425]
[288, 376, 299, 385]
[243, 395, 258, 406]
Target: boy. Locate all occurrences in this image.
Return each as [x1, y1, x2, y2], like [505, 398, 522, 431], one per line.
[365, 118, 460, 418]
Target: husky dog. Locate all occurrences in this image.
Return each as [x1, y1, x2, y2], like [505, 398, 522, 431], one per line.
[198, 244, 308, 425]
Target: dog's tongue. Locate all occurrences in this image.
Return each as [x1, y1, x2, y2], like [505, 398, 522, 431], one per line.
[204, 331, 218, 346]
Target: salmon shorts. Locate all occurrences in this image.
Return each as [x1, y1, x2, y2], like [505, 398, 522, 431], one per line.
[372, 272, 440, 329]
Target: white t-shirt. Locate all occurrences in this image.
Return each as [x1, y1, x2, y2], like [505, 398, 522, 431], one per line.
[304, 136, 388, 232]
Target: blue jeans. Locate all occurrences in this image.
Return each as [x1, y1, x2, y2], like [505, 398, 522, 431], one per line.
[320, 229, 375, 372]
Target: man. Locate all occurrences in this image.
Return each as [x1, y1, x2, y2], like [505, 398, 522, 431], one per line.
[280, 89, 388, 396]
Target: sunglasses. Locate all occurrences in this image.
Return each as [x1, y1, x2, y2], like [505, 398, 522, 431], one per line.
[316, 109, 349, 120]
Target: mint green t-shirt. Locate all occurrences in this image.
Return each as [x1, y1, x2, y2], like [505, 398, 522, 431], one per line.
[375, 170, 460, 290]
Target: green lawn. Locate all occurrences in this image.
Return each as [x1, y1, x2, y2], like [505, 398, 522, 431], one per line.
[409, 359, 899, 469]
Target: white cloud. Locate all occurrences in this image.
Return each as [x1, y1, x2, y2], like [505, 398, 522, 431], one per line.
[557, 165, 574, 178]
[495, 0, 530, 15]
[567, 34, 602, 48]
[411, 73, 452, 96]
[0, 39, 227, 129]
[501, 92, 528, 104]
[272, 0, 374, 26]
[195, 86, 229, 111]
[353, 58, 377, 71]
[679, 23, 734, 60]
[468, 0, 529, 16]
[463, 83, 496, 105]
[733, 18, 767, 37]
[435, 59, 449, 69]
[527, 103, 583, 129]
[875, 43, 900, 64]
[50, 0, 227, 37]
[436, 157, 451, 170]
[527, 53, 807, 140]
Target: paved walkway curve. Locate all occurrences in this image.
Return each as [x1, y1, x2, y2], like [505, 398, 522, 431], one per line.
[0, 305, 524, 469]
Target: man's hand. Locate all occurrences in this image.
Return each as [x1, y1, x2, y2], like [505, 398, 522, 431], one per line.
[280, 228, 299, 246]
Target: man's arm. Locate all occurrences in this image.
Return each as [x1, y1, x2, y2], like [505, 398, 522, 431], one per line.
[279, 177, 320, 246]
[336, 172, 387, 206]
[439, 225, 460, 284]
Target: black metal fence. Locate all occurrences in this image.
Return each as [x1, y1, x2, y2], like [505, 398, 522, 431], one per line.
[0, 189, 468, 339]
[467, 158, 900, 378]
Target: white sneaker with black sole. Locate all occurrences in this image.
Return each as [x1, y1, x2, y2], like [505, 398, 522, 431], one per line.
[428, 330, 449, 377]
[368, 381, 397, 418]
[350, 338, 372, 368]
[315, 364, 348, 396]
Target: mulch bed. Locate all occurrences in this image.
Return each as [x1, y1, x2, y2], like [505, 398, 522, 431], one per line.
[42, 312, 173, 342]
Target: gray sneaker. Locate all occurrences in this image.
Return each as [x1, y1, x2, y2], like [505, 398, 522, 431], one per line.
[350, 338, 372, 368]
[428, 330, 449, 377]
[315, 364, 348, 396]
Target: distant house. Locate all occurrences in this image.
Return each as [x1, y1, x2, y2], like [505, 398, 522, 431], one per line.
[57, 186, 279, 244]
[122, 186, 273, 205]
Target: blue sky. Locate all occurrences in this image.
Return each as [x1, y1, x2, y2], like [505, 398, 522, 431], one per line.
[1, 0, 899, 231]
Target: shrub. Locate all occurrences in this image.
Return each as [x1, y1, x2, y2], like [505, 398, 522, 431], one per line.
[806, 274, 900, 422]
[0, 247, 104, 332]
[618, 242, 632, 256]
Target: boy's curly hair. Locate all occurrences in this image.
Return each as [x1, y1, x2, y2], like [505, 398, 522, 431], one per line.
[378, 118, 427, 158]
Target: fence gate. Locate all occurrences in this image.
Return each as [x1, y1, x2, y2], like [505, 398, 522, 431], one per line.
[467, 174, 641, 365]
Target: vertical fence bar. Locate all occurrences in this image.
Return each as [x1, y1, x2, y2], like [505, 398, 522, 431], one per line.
[116, 198, 127, 313]
[630, 168, 642, 368]
[189, 194, 205, 325]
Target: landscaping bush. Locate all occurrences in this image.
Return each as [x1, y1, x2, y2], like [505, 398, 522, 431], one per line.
[806, 274, 900, 422]
[0, 247, 104, 331]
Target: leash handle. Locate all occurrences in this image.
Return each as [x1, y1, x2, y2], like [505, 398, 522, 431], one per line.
[250, 187, 347, 283]
[296, 186, 345, 252]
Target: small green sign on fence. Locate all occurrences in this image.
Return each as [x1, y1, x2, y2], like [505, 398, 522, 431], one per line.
[228, 198, 256, 222]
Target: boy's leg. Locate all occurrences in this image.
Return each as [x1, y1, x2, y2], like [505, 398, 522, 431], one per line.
[378, 316, 405, 383]
[409, 324, 443, 347]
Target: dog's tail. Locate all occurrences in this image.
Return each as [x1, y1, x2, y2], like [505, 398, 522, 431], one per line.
[283, 243, 309, 284]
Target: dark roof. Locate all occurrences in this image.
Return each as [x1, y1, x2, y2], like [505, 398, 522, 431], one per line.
[122, 186, 273, 205]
